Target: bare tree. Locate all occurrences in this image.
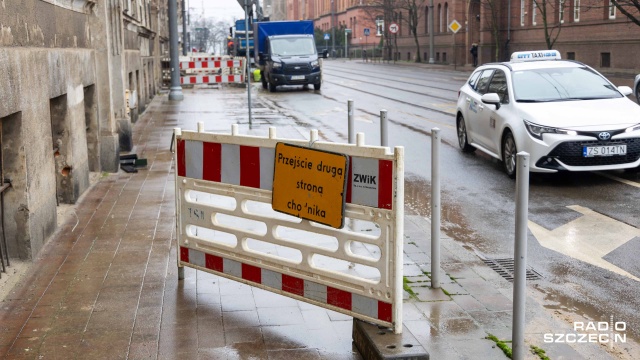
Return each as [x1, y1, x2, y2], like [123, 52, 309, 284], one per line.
[612, 0, 640, 26]
[533, 0, 566, 49]
[364, 0, 426, 62]
[480, 0, 503, 60]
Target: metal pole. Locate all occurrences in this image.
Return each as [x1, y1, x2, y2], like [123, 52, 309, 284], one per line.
[430, 127, 441, 289]
[512, 152, 530, 360]
[345, 30, 348, 59]
[168, 0, 184, 100]
[380, 110, 388, 147]
[348, 99, 355, 144]
[331, 0, 335, 56]
[245, 0, 253, 128]
[182, 0, 187, 55]
[429, 0, 434, 64]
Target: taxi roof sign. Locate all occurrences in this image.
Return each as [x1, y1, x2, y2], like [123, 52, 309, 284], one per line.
[510, 50, 561, 62]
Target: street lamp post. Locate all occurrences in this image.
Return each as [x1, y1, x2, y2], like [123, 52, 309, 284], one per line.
[168, 0, 184, 100]
[331, 0, 335, 56]
[429, 0, 434, 64]
[182, 0, 187, 55]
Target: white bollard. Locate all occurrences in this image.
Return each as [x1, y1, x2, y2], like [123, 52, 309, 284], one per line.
[348, 99, 355, 144]
[512, 152, 530, 360]
[430, 128, 441, 289]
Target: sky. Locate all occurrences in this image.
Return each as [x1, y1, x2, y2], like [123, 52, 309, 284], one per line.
[186, 0, 246, 24]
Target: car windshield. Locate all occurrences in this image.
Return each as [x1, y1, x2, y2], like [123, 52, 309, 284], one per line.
[512, 67, 622, 102]
[270, 37, 317, 57]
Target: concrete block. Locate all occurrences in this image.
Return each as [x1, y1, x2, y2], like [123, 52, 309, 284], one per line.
[352, 319, 429, 360]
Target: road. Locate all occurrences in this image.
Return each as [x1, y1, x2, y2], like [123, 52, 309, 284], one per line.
[231, 59, 640, 344]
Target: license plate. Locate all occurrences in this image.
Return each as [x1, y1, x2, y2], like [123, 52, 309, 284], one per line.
[291, 75, 305, 80]
[582, 144, 627, 157]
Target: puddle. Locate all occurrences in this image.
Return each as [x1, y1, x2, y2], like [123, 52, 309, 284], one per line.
[404, 176, 490, 252]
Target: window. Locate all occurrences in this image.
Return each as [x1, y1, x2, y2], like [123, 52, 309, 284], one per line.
[559, 0, 565, 24]
[609, 2, 616, 19]
[468, 71, 482, 89]
[445, 3, 449, 32]
[376, 17, 384, 36]
[601, 52, 611, 67]
[425, 7, 429, 34]
[532, 1, 538, 25]
[574, 0, 580, 22]
[475, 69, 495, 94]
[487, 70, 510, 104]
[438, 4, 442, 32]
[567, 52, 575, 60]
[512, 67, 621, 101]
[521, 0, 525, 26]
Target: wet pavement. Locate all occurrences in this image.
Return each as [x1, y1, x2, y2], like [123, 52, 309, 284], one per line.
[0, 86, 632, 359]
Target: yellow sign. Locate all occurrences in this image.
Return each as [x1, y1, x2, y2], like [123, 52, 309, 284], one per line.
[449, 20, 462, 34]
[272, 143, 348, 228]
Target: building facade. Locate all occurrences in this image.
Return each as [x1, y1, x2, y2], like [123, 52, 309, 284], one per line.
[0, 0, 174, 261]
[293, 0, 640, 73]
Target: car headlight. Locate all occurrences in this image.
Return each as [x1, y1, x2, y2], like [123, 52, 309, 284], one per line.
[625, 123, 640, 133]
[273, 62, 282, 68]
[311, 60, 319, 67]
[523, 120, 577, 140]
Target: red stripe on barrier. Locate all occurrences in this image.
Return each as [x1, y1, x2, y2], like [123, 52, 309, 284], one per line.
[188, 62, 195, 69]
[228, 75, 235, 82]
[205, 253, 223, 272]
[180, 78, 184, 85]
[215, 75, 222, 83]
[189, 77, 197, 84]
[202, 62, 209, 68]
[203, 76, 210, 84]
[282, 275, 304, 296]
[214, 61, 221, 68]
[378, 301, 392, 322]
[346, 157, 353, 203]
[177, 139, 186, 177]
[242, 264, 262, 283]
[240, 146, 261, 188]
[327, 287, 352, 311]
[180, 246, 189, 263]
[378, 159, 393, 209]
[202, 142, 222, 182]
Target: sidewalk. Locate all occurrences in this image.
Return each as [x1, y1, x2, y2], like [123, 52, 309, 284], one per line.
[0, 87, 622, 359]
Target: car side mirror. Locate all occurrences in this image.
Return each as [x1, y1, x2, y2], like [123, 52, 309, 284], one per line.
[481, 93, 502, 110]
[322, 49, 328, 59]
[618, 86, 633, 96]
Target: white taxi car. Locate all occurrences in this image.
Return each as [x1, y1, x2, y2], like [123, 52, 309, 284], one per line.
[456, 50, 640, 178]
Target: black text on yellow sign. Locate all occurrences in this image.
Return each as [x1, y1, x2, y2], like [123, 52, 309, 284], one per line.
[272, 143, 348, 229]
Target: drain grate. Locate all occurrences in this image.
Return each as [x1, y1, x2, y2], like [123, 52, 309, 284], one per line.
[481, 258, 543, 282]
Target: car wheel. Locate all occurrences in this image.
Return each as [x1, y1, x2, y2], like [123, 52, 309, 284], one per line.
[636, 83, 640, 104]
[314, 82, 321, 91]
[502, 130, 518, 179]
[456, 115, 475, 152]
[268, 82, 277, 93]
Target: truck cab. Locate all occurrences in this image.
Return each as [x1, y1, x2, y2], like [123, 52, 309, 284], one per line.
[260, 34, 327, 92]
[254, 21, 327, 92]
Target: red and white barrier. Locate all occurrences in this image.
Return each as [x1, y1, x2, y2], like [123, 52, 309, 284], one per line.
[180, 246, 392, 323]
[174, 125, 404, 333]
[179, 60, 243, 70]
[180, 75, 244, 85]
[179, 55, 245, 85]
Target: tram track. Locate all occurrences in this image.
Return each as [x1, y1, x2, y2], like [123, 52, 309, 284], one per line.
[322, 78, 457, 118]
[323, 64, 461, 93]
